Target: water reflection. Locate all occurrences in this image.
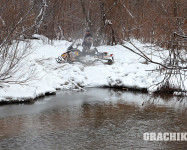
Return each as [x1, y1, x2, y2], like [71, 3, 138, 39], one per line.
[0, 88, 187, 150]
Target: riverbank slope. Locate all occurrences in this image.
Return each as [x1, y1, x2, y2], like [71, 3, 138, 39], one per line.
[0, 35, 186, 103]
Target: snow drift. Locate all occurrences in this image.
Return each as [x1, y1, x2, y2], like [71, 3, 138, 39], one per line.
[0, 35, 186, 102]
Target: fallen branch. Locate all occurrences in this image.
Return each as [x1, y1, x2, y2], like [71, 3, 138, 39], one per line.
[68, 79, 86, 91]
[121, 43, 187, 70]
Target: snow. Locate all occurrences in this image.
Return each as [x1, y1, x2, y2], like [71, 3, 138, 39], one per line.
[0, 35, 186, 102]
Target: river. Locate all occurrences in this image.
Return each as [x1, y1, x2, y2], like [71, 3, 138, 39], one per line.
[0, 88, 187, 150]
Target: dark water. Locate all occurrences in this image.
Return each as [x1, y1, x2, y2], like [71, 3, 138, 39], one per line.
[0, 88, 187, 150]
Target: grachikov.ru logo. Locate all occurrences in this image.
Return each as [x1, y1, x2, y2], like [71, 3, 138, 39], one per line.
[143, 132, 187, 141]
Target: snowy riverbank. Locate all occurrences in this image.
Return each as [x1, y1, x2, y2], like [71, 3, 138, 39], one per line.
[0, 36, 186, 103]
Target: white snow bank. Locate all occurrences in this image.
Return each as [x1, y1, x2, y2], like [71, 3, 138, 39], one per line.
[0, 37, 186, 102]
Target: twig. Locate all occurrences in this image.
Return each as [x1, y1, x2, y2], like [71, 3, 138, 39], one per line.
[68, 79, 86, 91]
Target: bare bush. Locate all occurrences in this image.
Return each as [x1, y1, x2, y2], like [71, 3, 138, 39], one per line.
[0, 0, 47, 86]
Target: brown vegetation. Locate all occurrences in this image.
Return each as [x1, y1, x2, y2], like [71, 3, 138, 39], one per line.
[0, 0, 186, 45]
